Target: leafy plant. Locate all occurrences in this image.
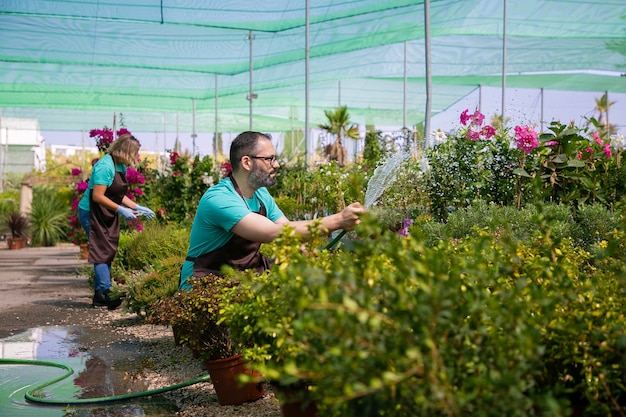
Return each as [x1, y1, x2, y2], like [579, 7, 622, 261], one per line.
[30, 186, 68, 246]
[124, 255, 183, 316]
[319, 105, 360, 166]
[147, 274, 244, 361]
[5, 210, 29, 239]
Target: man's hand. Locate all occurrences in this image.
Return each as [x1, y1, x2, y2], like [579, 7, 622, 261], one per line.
[339, 202, 365, 231]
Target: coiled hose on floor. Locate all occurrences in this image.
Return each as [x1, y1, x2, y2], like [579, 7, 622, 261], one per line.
[0, 358, 211, 405]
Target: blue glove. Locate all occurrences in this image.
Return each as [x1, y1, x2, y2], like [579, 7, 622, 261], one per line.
[116, 205, 137, 220]
[135, 204, 155, 219]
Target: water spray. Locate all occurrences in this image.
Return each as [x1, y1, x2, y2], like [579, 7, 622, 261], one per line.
[324, 151, 411, 250]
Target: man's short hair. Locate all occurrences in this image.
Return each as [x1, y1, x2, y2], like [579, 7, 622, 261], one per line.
[230, 131, 271, 171]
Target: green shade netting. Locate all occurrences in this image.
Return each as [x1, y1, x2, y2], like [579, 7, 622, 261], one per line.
[0, 0, 625, 133]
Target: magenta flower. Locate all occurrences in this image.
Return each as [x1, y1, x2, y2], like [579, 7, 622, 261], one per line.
[481, 125, 496, 139]
[460, 109, 471, 126]
[466, 129, 481, 141]
[76, 181, 88, 194]
[593, 133, 602, 146]
[472, 110, 485, 126]
[71, 168, 82, 176]
[514, 125, 539, 154]
[398, 218, 414, 237]
[603, 142, 612, 159]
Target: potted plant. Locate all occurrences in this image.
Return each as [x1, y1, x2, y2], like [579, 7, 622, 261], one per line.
[147, 273, 265, 406]
[5, 211, 29, 249]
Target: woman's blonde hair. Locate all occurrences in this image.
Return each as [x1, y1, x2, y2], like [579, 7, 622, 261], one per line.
[108, 133, 141, 167]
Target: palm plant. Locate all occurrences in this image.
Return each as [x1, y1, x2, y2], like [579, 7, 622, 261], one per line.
[30, 186, 69, 246]
[319, 106, 360, 166]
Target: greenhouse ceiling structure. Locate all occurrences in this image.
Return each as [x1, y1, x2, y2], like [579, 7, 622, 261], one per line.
[0, 0, 625, 135]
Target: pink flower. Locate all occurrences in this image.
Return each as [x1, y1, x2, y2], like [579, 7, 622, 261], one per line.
[76, 181, 88, 194]
[220, 161, 233, 177]
[481, 125, 496, 139]
[71, 168, 82, 176]
[399, 218, 414, 237]
[603, 142, 612, 158]
[472, 110, 485, 126]
[514, 125, 539, 154]
[545, 141, 559, 147]
[466, 129, 481, 141]
[169, 151, 181, 166]
[460, 109, 471, 126]
[593, 133, 602, 146]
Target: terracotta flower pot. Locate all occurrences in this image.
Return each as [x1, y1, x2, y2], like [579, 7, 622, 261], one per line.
[7, 237, 27, 250]
[272, 382, 319, 417]
[203, 354, 265, 406]
[79, 243, 89, 259]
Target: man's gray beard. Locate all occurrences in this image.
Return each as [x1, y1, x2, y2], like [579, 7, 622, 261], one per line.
[249, 168, 276, 189]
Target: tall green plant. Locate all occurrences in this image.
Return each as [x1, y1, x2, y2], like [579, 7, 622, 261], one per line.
[319, 106, 360, 166]
[29, 186, 68, 246]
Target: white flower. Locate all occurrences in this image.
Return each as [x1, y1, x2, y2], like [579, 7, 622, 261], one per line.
[610, 134, 626, 150]
[432, 129, 447, 145]
[420, 156, 430, 172]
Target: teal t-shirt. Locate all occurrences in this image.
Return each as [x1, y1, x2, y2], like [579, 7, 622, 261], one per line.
[179, 177, 284, 290]
[78, 154, 127, 211]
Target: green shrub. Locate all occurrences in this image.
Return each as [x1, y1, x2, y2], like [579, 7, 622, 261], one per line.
[114, 221, 190, 272]
[124, 255, 183, 316]
[221, 210, 626, 416]
[572, 202, 622, 250]
[29, 186, 69, 247]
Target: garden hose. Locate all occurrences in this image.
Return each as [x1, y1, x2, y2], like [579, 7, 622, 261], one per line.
[324, 230, 346, 250]
[0, 358, 211, 405]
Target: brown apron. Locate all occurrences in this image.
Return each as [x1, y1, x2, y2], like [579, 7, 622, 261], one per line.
[188, 175, 272, 277]
[88, 169, 128, 264]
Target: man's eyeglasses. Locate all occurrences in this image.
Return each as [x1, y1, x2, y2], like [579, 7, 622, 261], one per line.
[248, 155, 277, 164]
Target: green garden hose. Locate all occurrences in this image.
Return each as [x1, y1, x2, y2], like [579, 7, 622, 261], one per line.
[0, 358, 211, 405]
[324, 230, 347, 250]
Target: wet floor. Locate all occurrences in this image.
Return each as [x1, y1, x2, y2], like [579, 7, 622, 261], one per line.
[0, 326, 179, 416]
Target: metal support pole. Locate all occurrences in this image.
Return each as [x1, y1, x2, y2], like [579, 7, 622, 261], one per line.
[246, 31, 256, 131]
[191, 98, 197, 156]
[423, 0, 432, 148]
[501, 0, 507, 122]
[403, 40, 407, 129]
[215, 74, 219, 166]
[305, 0, 310, 168]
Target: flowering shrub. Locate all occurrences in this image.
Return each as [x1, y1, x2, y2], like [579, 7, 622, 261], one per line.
[516, 120, 626, 207]
[425, 109, 519, 220]
[68, 168, 89, 244]
[90, 127, 132, 153]
[150, 151, 217, 223]
[423, 109, 626, 220]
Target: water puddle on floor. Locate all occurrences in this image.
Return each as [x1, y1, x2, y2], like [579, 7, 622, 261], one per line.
[0, 326, 179, 416]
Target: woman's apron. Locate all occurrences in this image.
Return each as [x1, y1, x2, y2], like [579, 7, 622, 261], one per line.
[187, 175, 272, 277]
[88, 170, 128, 264]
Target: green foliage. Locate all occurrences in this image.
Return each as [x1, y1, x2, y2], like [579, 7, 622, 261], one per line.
[147, 274, 243, 361]
[4, 210, 29, 238]
[273, 161, 367, 218]
[124, 255, 183, 316]
[29, 186, 69, 247]
[148, 152, 217, 222]
[572, 202, 623, 250]
[0, 196, 19, 230]
[218, 208, 626, 416]
[425, 131, 519, 221]
[113, 221, 190, 272]
[361, 129, 385, 169]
